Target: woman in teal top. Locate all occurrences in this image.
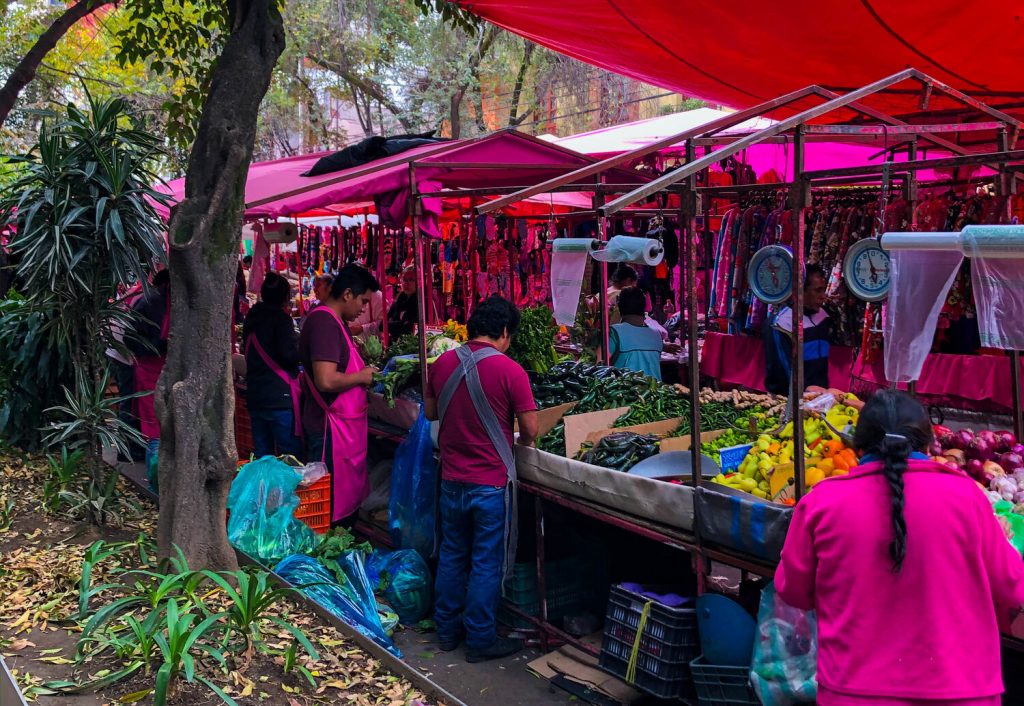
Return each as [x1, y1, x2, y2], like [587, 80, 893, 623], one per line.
[609, 286, 664, 380]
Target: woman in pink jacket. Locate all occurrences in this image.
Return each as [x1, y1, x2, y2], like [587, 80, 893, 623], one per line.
[776, 390, 1024, 706]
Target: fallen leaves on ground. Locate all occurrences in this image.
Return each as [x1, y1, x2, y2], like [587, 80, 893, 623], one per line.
[0, 450, 433, 705]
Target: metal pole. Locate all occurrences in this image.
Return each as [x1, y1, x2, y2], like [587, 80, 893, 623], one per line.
[996, 128, 1024, 440]
[791, 127, 808, 501]
[409, 165, 430, 394]
[593, 190, 611, 364]
[683, 141, 702, 487]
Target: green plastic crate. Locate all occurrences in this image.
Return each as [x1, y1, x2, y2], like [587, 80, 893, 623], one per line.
[498, 555, 602, 629]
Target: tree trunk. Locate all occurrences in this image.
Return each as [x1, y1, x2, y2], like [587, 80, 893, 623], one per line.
[449, 88, 465, 139]
[156, 0, 285, 570]
[508, 42, 535, 127]
[0, 0, 114, 129]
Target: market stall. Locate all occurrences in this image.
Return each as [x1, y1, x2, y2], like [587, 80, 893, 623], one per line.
[457, 68, 1024, 701]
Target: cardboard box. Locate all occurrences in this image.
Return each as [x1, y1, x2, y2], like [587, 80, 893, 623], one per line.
[563, 406, 631, 459]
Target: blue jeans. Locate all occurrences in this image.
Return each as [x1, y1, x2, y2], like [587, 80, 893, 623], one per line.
[250, 408, 304, 459]
[434, 480, 507, 650]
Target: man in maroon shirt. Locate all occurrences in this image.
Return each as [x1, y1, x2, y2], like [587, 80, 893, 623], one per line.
[425, 296, 539, 663]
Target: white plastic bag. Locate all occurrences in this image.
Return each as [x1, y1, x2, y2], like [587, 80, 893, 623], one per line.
[971, 256, 1024, 350]
[884, 250, 963, 383]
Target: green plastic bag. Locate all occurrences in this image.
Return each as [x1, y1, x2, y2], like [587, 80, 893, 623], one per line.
[227, 457, 317, 564]
[993, 500, 1024, 554]
[750, 583, 817, 706]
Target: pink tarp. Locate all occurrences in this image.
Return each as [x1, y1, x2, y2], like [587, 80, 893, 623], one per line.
[156, 130, 640, 221]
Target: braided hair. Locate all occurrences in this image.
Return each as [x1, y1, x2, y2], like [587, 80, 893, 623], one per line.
[851, 390, 933, 572]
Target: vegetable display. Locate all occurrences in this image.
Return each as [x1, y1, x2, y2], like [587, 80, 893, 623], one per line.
[359, 335, 384, 368]
[577, 432, 660, 472]
[507, 305, 560, 374]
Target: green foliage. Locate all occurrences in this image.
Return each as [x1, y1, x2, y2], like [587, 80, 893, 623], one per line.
[312, 526, 372, 584]
[114, 0, 228, 148]
[42, 446, 85, 512]
[65, 546, 317, 705]
[0, 495, 14, 531]
[0, 293, 74, 449]
[412, 0, 481, 34]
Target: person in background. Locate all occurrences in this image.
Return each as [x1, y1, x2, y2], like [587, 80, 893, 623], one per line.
[234, 262, 249, 325]
[351, 286, 384, 344]
[609, 286, 664, 380]
[425, 296, 539, 663]
[607, 263, 638, 318]
[299, 264, 380, 528]
[126, 269, 170, 485]
[765, 264, 830, 395]
[776, 389, 1024, 706]
[243, 272, 303, 459]
[387, 266, 419, 338]
[106, 283, 145, 461]
[311, 274, 333, 307]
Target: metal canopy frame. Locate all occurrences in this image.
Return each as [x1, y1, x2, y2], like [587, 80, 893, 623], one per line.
[467, 68, 1023, 499]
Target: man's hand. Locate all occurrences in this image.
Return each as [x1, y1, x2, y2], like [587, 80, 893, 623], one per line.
[356, 366, 378, 387]
[350, 323, 364, 335]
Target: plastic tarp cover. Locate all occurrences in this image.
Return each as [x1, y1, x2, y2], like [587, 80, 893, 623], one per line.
[388, 408, 439, 562]
[226, 457, 318, 565]
[883, 250, 963, 383]
[275, 554, 402, 658]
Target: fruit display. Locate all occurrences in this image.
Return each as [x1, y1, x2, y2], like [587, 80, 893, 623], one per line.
[711, 393, 863, 500]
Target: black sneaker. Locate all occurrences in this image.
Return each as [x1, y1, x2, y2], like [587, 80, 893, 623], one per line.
[438, 636, 461, 652]
[465, 637, 522, 663]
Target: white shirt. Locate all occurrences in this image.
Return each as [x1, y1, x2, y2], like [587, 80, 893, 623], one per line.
[774, 306, 828, 335]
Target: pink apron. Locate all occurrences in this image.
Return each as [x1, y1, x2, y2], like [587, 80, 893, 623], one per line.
[244, 335, 303, 437]
[135, 286, 171, 440]
[303, 307, 369, 522]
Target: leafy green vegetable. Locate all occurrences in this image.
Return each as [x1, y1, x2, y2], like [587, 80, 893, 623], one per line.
[312, 527, 373, 586]
[360, 336, 384, 368]
[508, 306, 560, 374]
[384, 333, 420, 362]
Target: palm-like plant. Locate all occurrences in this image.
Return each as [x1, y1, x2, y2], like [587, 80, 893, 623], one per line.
[0, 92, 169, 503]
[0, 92, 168, 380]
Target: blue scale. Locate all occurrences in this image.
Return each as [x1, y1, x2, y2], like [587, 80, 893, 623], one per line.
[747, 245, 794, 305]
[842, 238, 891, 302]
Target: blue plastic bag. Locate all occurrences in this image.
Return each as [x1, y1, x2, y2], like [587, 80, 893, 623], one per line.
[750, 583, 817, 705]
[275, 554, 402, 658]
[388, 408, 438, 561]
[227, 457, 317, 565]
[366, 549, 432, 625]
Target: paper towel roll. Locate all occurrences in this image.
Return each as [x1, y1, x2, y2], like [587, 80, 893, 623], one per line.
[591, 235, 664, 266]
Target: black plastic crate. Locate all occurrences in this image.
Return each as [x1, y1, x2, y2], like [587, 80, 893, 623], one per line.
[690, 656, 759, 706]
[498, 555, 604, 629]
[597, 584, 699, 700]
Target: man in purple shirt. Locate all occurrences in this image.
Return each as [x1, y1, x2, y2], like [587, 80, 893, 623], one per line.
[425, 296, 539, 662]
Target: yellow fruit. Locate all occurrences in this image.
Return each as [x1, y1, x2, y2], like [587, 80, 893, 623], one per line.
[806, 468, 826, 487]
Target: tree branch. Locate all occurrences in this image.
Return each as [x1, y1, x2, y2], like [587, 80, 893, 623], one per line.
[308, 52, 413, 131]
[0, 0, 115, 128]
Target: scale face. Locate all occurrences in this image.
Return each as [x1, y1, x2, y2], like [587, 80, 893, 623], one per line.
[843, 238, 891, 302]
[748, 245, 794, 304]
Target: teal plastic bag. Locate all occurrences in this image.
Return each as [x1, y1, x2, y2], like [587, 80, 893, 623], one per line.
[227, 457, 317, 564]
[366, 549, 432, 625]
[276, 554, 402, 658]
[388, 408, 438, 561]
[750, 583, 817, 706]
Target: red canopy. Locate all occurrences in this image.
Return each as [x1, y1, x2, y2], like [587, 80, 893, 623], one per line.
[454, 1, 1024, 119]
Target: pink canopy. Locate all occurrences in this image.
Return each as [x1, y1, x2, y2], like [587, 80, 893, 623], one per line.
[156, 130, 642, 222]
[551, 110, 991, 184]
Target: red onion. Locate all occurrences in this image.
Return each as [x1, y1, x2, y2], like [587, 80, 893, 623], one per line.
[998, 452, 1024, 472]
[940, 431, 962, 450]
[966, 459, 986, 481]
[1011, 443, 1024, 457]
[996, 431, 1017, 453]
[967, 436, 995, 462]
